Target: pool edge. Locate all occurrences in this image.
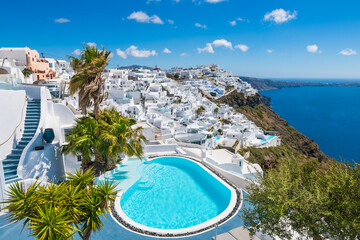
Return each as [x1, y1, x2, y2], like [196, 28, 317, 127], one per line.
[109, 154, 243, 238]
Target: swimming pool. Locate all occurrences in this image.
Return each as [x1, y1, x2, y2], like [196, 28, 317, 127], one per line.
[261, 135, 275, 143]
[111, 156, 240, 237]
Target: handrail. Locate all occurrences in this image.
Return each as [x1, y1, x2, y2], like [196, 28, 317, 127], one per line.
[0, 95, 27, 146]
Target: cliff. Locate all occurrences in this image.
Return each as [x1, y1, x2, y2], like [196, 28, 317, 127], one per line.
[239, 76, 360, 91]
[217, 91, 329, 169]
[218, 92, 270, 107]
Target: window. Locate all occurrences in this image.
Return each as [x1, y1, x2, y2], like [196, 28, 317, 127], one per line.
[77, 155, 82, 162]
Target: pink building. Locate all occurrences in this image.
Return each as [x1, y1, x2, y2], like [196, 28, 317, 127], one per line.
[0, 47, 55, 81]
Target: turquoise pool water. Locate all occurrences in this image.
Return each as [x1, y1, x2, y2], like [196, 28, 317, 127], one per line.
[99, 158, 143, 191]
[261, 135, 275, 143]
[120, 156, 232, 230]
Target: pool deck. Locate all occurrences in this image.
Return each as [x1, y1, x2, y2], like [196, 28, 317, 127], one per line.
[212, 227, 260, 240]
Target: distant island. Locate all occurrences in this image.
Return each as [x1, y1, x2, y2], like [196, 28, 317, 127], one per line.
[239, 76, 360, 91]
[116, 65, 153, 70]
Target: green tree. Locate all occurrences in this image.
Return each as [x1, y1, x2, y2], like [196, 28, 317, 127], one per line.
[166, 72, 174, 79]
[219, 118, 230, 125]
[214, 107, 219, 116]
[68, 45, 111, 118]
[2, 168, 118, 240]
[22, 68, 33, 78]
[196, 106, 205, 116]
[174, 73, 179, 79]
[242, 157, 360, 240]
[225, 85, 234, 91]
[62, 108, 145, 173]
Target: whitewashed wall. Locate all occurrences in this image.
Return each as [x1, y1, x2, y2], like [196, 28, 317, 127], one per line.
[0, 89, 26, 160]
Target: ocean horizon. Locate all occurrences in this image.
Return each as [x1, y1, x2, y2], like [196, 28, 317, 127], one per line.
[262, 85, 360, 163]
[271, 78, 360, 83]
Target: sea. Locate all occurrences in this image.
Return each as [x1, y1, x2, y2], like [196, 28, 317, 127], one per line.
[261, 80, 360, 163]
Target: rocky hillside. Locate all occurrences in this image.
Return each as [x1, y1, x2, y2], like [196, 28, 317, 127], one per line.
[218, 92, 271, 107]
[218, 91, 329, 169]
[239, 76, 360, 91]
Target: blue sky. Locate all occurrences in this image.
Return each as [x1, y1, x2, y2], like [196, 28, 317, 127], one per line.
[1, 0, 360, 78]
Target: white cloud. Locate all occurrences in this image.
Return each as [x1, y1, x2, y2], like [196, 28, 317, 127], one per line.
[229, 17, 248, 26]
[127, 11, 164, 24]
[151, 15, 164, 24]
[235, 44, 249, 52]
[307, 44, 319, 53]
[87, 42, 97, 48]
[266, 49, 273, 54]
[212, 39, 232, 49]
[168, 19, 174, 24]
[163, 48, 172, 54]
[197, 43, 215, 54]
[54, 18, 70, 23]
[116, 49, 127, 59]
[264, 8, 297, 24]
[195, 23, 207, 29]
[72, 49, 81, 56]
[117, 46, 157, 59]
[339, 48, 357, 56]
[180, 52, 189, 57]
[109, 52, 114, 58]
[126, 45, 157, 58]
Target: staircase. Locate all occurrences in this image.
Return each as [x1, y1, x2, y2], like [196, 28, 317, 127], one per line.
[2, 99, 41, 184]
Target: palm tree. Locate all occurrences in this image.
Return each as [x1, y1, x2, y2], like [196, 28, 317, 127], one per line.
[62, 108, 145, 174]
[98, 108, 145, 170]
[62, 115, 100, 170]
[68, 45, 111, 119]
[1, 168, 118, 240]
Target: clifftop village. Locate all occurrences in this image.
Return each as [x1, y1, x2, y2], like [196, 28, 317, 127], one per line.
[0, 46, 281, 187]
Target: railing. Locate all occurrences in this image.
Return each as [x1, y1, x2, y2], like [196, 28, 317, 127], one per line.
[0, 95, 27, 146]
